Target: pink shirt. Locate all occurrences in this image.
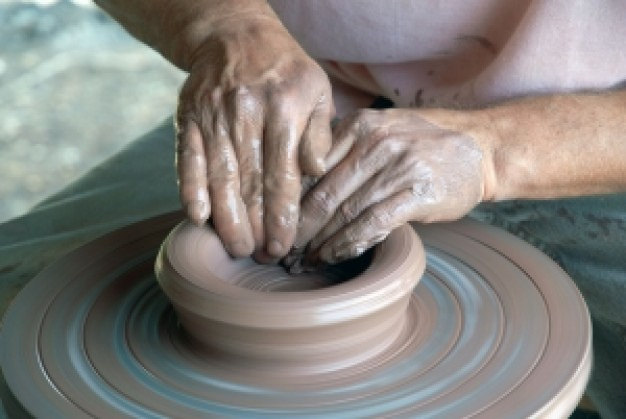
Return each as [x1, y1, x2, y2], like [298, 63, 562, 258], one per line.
[268, 0, 626, 111]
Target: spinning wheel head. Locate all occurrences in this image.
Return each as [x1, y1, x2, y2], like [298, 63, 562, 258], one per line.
[0, 213, 591, 417]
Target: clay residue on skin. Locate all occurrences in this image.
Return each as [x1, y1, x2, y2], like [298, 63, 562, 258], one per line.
[293, 109, 485, 265]
[175, 15, 334, 260]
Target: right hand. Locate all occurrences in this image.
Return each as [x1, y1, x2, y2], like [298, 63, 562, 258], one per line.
[175, 15, 334, 261]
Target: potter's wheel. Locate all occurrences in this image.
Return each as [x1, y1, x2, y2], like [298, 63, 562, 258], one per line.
[1, 212, 591, 417]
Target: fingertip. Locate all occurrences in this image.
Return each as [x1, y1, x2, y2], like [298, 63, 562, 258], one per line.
[317, 245, 335, 265]
[266, 238, 287, 258]
[227, 239, 255, 258]
[303, 156, 326, 176]
[212, 204, 256, 258]
[301, 112, 332, 176]
[253, 248, 280, 265]
[318, 243, 363, 265]
[300, 138, 328, 176]
[186, 199, 209, 225]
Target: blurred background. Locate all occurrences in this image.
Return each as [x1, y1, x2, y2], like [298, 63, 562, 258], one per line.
[0, 0, 186, 222]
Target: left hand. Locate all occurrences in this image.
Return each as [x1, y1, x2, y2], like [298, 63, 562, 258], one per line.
[293, 108, 495, 264]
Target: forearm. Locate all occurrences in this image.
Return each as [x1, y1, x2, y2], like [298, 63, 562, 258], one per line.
[94, 0, 282, 70]
[486, 91, 626, 200]
[421, 90, 626, 201]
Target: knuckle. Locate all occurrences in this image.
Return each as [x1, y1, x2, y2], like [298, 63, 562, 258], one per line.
[265, 78, 291, 101]
[231, 85, 250, 97]
[237, 156, 261, 177]
[366, 205, 392, 228]
[306, 188, 337, 218]
[240, 177, 263, 205]
[339, 200, 358, 223]
[229, 85, 257, 107]
[264, 171, 300, 194]
[267, 201, 299, 229]
[351, 146, 383, 174]
[344, 109, 381, 143]
[343, 225, 361, 245]
[268, 92, 297, 116]
[365, 128, 388, 146]
[208, 154, 238, 179]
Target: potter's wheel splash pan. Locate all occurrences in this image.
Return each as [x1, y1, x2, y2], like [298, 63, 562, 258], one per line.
[0, 212, 591, 417]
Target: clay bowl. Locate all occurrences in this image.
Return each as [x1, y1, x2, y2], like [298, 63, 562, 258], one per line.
[155, 221, 425, 376]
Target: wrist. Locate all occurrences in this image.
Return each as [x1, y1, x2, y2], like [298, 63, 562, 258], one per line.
[414, 108, 501, 203]
[166, 1, 287, 70]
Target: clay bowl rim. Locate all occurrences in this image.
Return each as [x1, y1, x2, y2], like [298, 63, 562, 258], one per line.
[155, 222, 425, 329]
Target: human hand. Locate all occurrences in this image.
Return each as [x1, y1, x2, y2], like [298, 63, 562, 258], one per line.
[175, 15, 333, 260]
[293, 108, 496, 264]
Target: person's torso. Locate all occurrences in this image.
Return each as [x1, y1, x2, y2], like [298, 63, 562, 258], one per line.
[268, 0, 626, 107]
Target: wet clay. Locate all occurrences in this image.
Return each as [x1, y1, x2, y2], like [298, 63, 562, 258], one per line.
[0, 213, 591, 417]
[155, 220, 425, 374]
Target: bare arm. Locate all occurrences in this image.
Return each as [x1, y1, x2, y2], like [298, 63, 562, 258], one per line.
[93, 0, 281, 70]
[295, 89, 626, 264]
[424, 89, 626, 201]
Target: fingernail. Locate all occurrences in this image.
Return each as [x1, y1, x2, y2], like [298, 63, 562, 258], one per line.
[187, 200, 207, 224]
[267, 239, 284, 257]
[314, 157, 326, 174]
[228, 241, 251, 257]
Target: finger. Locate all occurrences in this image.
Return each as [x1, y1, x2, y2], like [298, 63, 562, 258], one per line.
[203, 104, 255, 257]
[175, 118, 210, 225]
[323, 112, 361, 170]
[299, 100, 332, 176]
[252, 247, 280, 265]
[294, 131, 393, 249]
[263, 102, 306, 258]
[307, 170, 397, 252]
[227, 87, 265, 252]
[316, 189, 417, 264]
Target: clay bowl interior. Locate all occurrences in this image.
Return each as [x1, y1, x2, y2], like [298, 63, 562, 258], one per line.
[155, 221, 425, 376]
